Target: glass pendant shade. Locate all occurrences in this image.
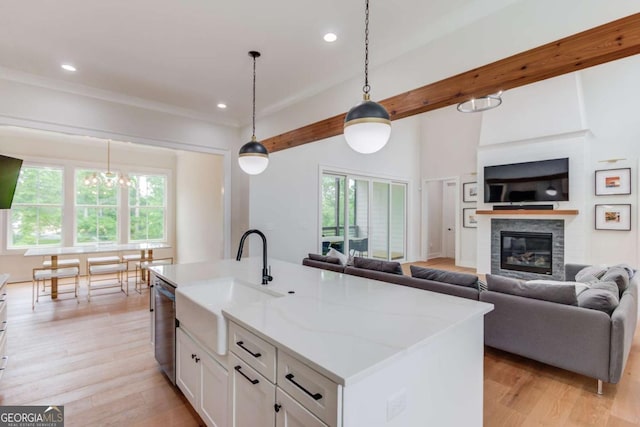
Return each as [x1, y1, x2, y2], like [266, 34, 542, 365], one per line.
[344, 97, 391, 154]
[238, 137, 269, 175]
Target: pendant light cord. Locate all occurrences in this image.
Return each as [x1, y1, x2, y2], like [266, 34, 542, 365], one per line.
[252, 54, 257, 139]
[363, 0, 370, 95]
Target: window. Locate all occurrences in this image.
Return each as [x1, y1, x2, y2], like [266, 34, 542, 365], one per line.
[320, 171, 406, 261]
[75, 169, 119, 244]
[8, 165, 64, 248]
[129, 174, 167, 241]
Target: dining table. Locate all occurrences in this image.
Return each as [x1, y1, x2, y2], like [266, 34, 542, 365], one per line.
[24, 242, 170, 298]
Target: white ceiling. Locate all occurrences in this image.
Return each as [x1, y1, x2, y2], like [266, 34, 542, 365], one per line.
[0, 0, 520, 127]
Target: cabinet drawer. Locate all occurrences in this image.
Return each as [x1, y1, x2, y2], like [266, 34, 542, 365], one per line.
[228, 322, 276, 383]
[0, 298, 6, 325]
[277, 351, 340, 427]
[276, 387, 328, 427]
[0, 321, 7, 361]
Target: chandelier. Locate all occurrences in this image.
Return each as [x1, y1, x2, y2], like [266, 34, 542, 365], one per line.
[83, 140, 133, 188]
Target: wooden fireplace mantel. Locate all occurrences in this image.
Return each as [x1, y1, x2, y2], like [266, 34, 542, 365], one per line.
[476, 209, 579, 215]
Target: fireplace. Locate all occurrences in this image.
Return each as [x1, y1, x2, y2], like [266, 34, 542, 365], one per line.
[500, 231, 553, 275]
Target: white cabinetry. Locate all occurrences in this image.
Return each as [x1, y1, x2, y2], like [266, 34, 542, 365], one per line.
[228, 321, 332, 427]
[0, 274, 8, 381]
[176, 327, 228, 427]
[275, 388, 327, 427]
[229, 352, 275, 427]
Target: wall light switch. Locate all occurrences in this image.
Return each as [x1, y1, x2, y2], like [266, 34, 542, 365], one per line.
[386, 389, 407, 421]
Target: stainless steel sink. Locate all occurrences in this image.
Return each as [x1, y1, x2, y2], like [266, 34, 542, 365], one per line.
[175, 277, 281, 355]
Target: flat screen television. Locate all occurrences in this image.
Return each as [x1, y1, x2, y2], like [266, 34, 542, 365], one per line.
[484, 158, 569, 203]
[0, 154, 23, 209]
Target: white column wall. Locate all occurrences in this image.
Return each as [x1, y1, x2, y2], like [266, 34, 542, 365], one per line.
[175, 151, 225, 264]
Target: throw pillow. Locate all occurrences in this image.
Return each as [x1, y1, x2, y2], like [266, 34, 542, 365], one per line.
[327, 248, 348, 266]
[410, 265, 479, 289]
[575, 265, 608, 283]
[308, 253, 341, 265]
[353, 257, 403, 275]
[601, 266, 630, 295]
[486, 274, 578, 305]
[577, 280, 619, 315]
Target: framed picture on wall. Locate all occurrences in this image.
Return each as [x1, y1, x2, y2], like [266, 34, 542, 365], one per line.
[463, 182, 478, 202]
[595, 204, 631, 231]
[463, 208, 478, 228]
[595, 168, 631, 195]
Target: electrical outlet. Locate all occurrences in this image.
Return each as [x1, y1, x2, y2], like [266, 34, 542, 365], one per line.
[386, 389, 407, 421]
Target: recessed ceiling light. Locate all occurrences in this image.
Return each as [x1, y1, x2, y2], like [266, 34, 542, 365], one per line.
[323, 33, 337, 43]
[61, 64, 76, 72]
[217, 103, 227, 109]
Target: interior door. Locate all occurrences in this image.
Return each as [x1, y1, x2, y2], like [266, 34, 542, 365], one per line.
[442, 180, 457, 259]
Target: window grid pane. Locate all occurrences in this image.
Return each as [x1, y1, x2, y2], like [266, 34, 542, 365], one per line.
[75, 169, 119, 244]
[8, 166, 63, 248]
[129, 174, 166, 242]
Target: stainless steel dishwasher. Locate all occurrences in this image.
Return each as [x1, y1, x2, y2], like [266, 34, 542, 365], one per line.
[154, 276, 176, 384]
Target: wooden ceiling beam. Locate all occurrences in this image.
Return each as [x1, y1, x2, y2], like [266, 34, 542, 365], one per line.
[262, 13, 640, 153]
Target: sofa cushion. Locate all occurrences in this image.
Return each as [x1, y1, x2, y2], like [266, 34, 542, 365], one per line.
[327, 248, 348, 266]
[577, 280, 620, 315]
[575, 265, 608, 283]
[353, 257, 403, 275]
[486, 274, 578, 305]
[308, 253, 341, 265]
[601, 266, 630, 294]
[526, 279, 591, 296]
[410, 266, 479, 289]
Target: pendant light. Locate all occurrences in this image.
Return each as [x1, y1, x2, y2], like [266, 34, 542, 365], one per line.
[83, 139, 132, 188]
[238, 51, 269, 175]
[344, 0, 391, 154]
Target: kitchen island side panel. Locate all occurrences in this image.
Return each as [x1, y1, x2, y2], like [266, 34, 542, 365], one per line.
[341, 318, 484, 427]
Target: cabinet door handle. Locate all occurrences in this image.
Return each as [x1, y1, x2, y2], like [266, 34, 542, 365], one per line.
[191, 353, 197, 359]
[285, 373, 323, 400]
[195, 357, 200, 363]
[234, 365, 259, 385]
[274, 404, 282, 413]
[236, 341, 261, 358]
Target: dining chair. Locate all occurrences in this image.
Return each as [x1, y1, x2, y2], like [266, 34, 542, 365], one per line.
[40, 258, 80, 291]
[32, 266, 80, 309]
[134, 257, 173, 293]
[86, 256, 128, 301]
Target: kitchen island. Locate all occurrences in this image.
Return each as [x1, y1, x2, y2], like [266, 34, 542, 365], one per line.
[151, 257, 493, 427]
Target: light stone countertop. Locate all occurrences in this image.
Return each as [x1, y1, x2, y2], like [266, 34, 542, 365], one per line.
[151, 257, 493, 386]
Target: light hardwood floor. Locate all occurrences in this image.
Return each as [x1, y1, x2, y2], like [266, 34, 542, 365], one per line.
[2, 263, 639, 426]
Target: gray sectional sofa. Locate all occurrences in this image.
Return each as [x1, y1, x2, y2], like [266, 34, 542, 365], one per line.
[303, 255, 639, 393]
[302, 254, 482, 300]
[480, 263, 638, 393]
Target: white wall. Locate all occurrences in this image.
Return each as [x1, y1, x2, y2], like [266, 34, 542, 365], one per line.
[475, 56, 640, 272]
[248, 115, 422, 264]
[175, 151, 225, 263]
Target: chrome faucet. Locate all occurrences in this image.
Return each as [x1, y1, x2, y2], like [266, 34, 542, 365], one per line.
[236, 229, 273, 285]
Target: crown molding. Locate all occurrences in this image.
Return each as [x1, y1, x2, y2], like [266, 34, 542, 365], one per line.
[0, 66, 240, 128]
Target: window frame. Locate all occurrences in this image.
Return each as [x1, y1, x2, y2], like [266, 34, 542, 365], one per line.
[127, 172, 168, 243]
[0, 154, 172, 253]
[319, 167, 408, 262]
[6, 162, 65, 249]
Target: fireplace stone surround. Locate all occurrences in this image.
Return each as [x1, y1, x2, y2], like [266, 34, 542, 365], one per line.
[491, 219, 565, 280]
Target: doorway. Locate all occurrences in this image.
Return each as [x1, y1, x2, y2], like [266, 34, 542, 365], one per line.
[422, 178, 458, 262]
